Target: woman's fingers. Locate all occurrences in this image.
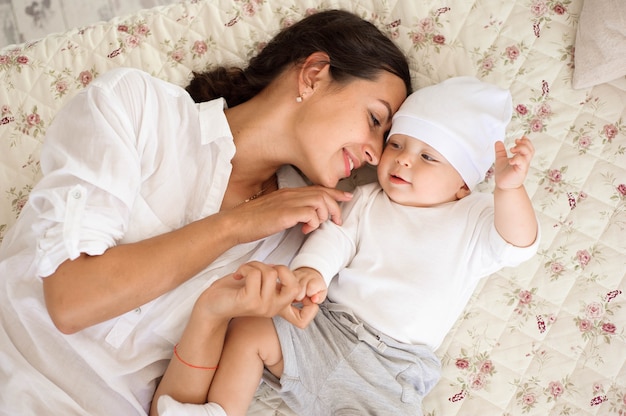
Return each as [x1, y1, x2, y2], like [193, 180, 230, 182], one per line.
[202, 262, 319, 328]
[278, 297, 319, 329]
[226, 186, 351, 240]
[229, 262, 300, 317]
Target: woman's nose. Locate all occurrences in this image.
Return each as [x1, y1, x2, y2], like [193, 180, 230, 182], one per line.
[363, 142, 382, 166]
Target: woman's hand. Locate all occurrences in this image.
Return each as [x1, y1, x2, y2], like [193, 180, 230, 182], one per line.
[223, 186, 353, 244]
[195, 262, 302, 321]
[194, 262, 321, 330]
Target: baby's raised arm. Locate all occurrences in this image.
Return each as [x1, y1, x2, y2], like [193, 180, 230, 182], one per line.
[493, 137, 538, 247]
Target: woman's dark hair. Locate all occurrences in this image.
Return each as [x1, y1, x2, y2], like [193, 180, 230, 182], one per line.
[186, 9, 411, 106]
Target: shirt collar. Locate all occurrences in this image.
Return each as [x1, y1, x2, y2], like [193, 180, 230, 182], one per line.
[197, 98, 234, 145]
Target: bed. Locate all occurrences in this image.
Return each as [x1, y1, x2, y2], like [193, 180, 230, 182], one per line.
[1, 0, 624, 414]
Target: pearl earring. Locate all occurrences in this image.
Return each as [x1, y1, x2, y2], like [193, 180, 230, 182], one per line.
[296, 95, 303, 103]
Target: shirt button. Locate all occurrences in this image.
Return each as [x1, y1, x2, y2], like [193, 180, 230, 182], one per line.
[134, 307, 141, 314]
[72, 190, 82, 199]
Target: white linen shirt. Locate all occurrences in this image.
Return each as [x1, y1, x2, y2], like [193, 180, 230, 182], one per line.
[0, 68, 307, 415]
[291, 182, 539, 351]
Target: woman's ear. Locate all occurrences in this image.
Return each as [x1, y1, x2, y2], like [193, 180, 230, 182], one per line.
[456, 184, 472, 200]
[298, 52, 331, 97]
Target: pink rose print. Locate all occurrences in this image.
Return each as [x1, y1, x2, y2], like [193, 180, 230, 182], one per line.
[578, 135, 591, 149]
[548, 169, 562, 183]
[515, 104, 528, 115]
[617, 184, 626, 198]
[281, 17, 296, 28]
[578, 319, 592, 332]
[603, 124, 618, 142]
[601, 322, 616, 334]
[408, 9, 447, 50]
[530, 1, 548, 17]
[553, 3, 566, 14]
[536, 102, 552, 118]
[136, 24, 149, 36]
[125, 35, 140, 49]
[523, 393, 536, 405]
[548, 381, 564, 399]
[16, 55, 29, 64]
[78, 71, 93, 87]
[550, 261, 564, 274]
[530, 118, 543, 132]
[411, 32, 425, 44]
[455, 358, 469, 369]
[433, 34, 446, 45]
[506, 45, 520, 61]
[576, 249, 591, 269]
[469, 373, 486, 390]
[111, 21, 151, 58]
[419, 17, 435, 33]
[519, 290, 533, 305]
[451, 351, 496, 400]
[479, 360, 494, 374]
[242, 2, 257, 17]
[26, 113, 40, 126]
[585, 302, 603, 318]
[15, 196, 27, 212]
[192, 41, 208, 56]
[170, 49, 184, 63]
[481, 56, 494, 71]
[55, 80, 68, 94]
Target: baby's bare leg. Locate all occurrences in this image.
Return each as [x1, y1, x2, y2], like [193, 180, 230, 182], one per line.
[208, 316, 283, 416]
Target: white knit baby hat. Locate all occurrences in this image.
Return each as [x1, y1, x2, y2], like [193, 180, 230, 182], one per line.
[387, 76, 512, 190]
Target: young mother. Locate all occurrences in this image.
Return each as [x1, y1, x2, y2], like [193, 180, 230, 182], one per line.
[0, 9, 411, 416]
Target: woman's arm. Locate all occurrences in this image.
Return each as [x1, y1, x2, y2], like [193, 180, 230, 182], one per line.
[44, 186, 351, 334]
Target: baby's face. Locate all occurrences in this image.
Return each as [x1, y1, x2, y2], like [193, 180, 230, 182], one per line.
[377, 134, 468, 207]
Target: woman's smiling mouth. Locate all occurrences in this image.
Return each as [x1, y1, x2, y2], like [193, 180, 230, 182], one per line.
[343, 150, 357, 177]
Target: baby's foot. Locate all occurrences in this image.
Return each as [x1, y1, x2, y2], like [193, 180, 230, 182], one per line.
[157, 395, 227, 416]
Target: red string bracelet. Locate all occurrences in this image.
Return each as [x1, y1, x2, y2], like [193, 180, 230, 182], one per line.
[173, 343, 218, 370]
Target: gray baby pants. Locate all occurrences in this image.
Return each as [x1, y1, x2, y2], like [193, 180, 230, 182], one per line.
[262, 301, 441, 416]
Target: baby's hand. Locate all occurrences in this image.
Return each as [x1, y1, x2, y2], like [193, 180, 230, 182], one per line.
[294, 267, 328, 304]
[494, 137, 534, 190]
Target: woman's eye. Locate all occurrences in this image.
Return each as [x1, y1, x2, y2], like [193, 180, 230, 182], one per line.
[370, 113, 381, 127]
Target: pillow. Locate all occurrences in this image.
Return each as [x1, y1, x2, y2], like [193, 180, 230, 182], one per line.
[572, 0, 626, 89]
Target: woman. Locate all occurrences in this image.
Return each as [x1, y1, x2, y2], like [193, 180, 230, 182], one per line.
[0, 9, 411, 416]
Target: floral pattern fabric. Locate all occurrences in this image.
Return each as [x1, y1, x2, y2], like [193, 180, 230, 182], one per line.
[0, 0, 624, 415]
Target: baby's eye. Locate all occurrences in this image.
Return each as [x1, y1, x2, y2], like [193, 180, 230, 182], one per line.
[387, 141, 401, 149]
[421, 153, 436, 162]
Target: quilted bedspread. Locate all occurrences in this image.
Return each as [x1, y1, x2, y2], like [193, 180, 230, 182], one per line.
[1, 0, 624, 415]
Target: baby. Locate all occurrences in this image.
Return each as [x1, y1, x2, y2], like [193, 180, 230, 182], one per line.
[158, 76, 540, 416]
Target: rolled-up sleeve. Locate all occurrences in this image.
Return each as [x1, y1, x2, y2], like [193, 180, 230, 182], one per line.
[30, 70, 147, 277]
